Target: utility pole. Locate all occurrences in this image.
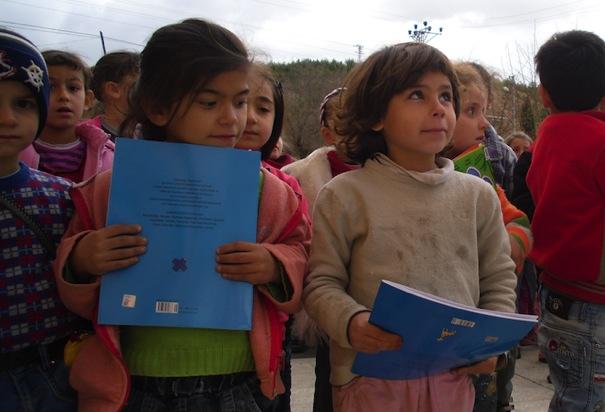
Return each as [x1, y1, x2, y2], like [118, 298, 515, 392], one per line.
[408, 21, 443, 43]
[354, 44, 363, 62]
[99, 31, 106, 55]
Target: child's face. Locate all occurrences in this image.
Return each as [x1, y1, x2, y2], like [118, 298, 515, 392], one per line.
[46, 65, 91, 130]
[237, 76, 275, 151]
[161, 70, 248, 147]
[373, 71, 456, 171]
[509, 137, 530, 158]
[0, 81, 38, 167]
[449, 84, 489, 157]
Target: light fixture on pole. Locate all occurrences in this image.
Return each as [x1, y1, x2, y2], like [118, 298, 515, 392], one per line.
[408, 21, 443, 43]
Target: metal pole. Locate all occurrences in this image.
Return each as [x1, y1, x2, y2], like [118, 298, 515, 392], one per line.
[99, 31, 106, 55]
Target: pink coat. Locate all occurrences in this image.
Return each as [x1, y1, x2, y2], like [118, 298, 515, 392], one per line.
[20, 123, 115, 182]
[54, 167, 311, 411]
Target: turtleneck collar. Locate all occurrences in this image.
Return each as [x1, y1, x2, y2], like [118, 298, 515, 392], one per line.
[367, 153, 454, 186]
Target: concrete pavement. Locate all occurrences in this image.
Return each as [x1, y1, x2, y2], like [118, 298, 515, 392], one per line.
[291, 345, 553, 411]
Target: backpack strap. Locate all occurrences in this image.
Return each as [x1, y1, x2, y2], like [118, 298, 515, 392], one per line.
[0, 191, 56, 260]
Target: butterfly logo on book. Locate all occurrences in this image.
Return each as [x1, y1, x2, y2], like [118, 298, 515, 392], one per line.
[437, 328, 457, 342]
[172, 258, 188, 272]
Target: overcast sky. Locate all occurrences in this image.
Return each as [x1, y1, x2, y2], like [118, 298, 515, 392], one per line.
[2, 0, 604, 82]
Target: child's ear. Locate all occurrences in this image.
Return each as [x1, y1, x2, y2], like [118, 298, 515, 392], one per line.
[103, 81, 121, 100]
[598, 96, 605, 112]
[320, 126, 335, 145]
[538, 84, 554, 112]
[371, 120, 384, 133]
[143, 101, 170, 127]
[84, 89, 95, 111]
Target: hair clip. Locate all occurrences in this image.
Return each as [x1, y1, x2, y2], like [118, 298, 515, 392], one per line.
[319, 87, 345, 126]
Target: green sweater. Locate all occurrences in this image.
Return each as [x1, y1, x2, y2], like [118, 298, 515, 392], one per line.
[122, 326, 255, 376]
[121, 171, 293, 377]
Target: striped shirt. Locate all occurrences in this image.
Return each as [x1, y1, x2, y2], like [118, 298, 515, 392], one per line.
[33, 139, 86, 175]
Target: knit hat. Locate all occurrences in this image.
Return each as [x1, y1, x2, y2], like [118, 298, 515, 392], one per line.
[0, 28, 50, 136]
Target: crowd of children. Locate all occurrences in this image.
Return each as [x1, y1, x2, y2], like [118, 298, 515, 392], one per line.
[0, 15, 603, 412]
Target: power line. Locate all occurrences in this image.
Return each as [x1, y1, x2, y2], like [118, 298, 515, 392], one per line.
[2, 0, 358, 59]
[463, 2, 601, 28]
[0, 19, 144, 47]
[3, 0, 159, 31]
[481, 0, 597, 21]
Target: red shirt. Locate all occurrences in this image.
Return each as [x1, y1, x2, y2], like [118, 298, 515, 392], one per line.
[527, 111, 605, 302]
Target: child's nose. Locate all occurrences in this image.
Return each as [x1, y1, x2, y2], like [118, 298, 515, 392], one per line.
[247, 110, 257, 125]
[55, 85, 69, 100]
[0, 106, 17, 126]
[219, 105, 238, 124]
[431, 98, 446, 117]
[478, 114, 489, 130]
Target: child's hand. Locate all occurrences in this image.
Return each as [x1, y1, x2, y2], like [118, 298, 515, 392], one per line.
[509, 234, 525, 274]
[348, 311, 403, 353]
[70, 224, 147, 278]
[452, 356, 498, 376]
[216, 241, 280, 285]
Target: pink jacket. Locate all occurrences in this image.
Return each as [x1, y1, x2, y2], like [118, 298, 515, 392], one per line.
[20, 123, 115, 183]
[54, 167, 311, 411]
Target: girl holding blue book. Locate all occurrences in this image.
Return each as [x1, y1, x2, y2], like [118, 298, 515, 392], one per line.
[53, 18, 310, 412]
[303, 42, 518, 412]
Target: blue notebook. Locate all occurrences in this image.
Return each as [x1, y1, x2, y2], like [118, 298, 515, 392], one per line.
[352, 280, 537, 380]
[98, 139, 260, 330]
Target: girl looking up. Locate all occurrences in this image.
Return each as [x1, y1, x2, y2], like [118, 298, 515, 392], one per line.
[53, 19, 310, 412]
[303, 42, 518, 412]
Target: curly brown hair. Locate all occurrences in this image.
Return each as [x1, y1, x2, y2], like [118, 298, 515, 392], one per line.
[337, 42, 460, 164]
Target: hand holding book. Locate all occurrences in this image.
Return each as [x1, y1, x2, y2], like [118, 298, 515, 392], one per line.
[348, 311, 403, 353]
[352, 280, 537, 380]
[215, 241, 281, 285]
[71, 224, 147, 279]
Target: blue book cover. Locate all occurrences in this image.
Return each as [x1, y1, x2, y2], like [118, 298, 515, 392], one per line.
[352, 280, 537, 380]
[98, 139, 260, 330]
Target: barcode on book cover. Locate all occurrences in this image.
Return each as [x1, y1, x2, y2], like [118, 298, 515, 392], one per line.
[155, 301, 179, 314]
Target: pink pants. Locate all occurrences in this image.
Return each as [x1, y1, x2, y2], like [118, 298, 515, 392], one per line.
[333, 372, 475, 412]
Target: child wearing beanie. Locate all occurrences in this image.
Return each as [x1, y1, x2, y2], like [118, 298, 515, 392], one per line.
[0, 28, 79, 411]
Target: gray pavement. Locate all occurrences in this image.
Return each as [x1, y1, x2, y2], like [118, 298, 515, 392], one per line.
[291, 345, 553, 411]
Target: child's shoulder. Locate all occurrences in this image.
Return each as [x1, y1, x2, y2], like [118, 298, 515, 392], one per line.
[261, 167, 296, 200]
[72, 168, 112, 195]
[8, 167, 74, 219]
[283, 146, 333, 173]
[543, 111, 605, 131]
[27, 167, 73, 192]
[451, 169, 496, 190]
[75, 122, 115, 150]
[450, 171, 501, 208]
